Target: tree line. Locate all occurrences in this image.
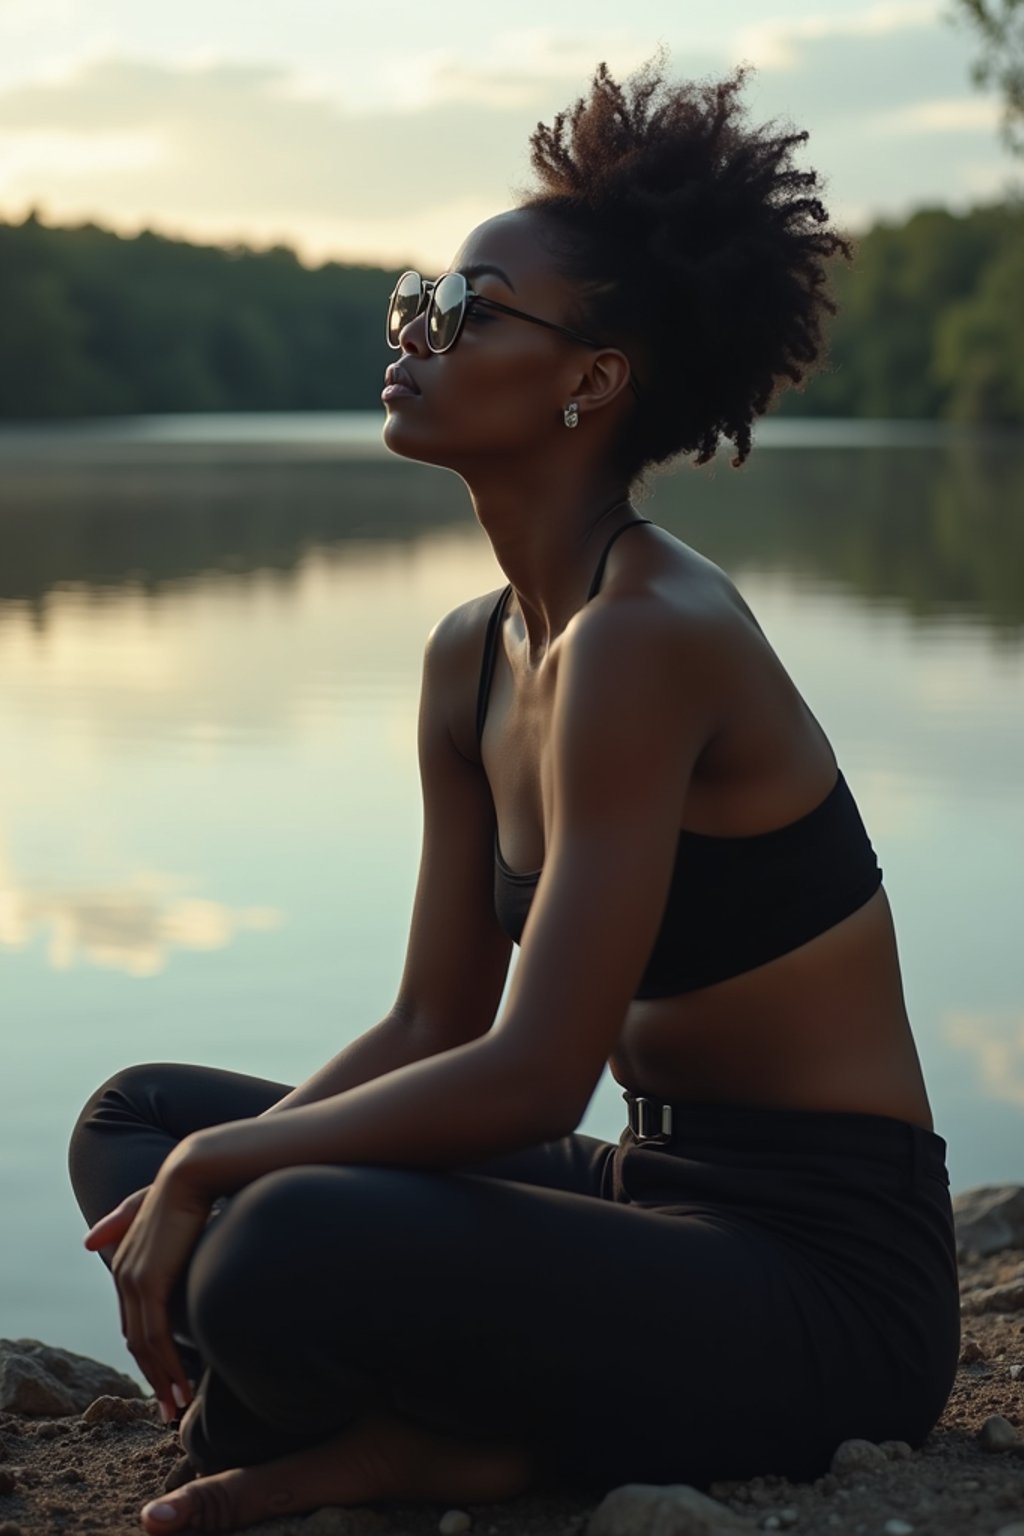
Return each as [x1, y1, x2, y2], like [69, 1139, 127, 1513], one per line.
[0, 199, 1021, 423]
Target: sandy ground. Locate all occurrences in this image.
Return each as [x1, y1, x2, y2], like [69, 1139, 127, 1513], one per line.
[1, 1244, 1022, 1536]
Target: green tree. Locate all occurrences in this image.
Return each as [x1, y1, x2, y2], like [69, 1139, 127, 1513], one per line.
[946, 0, 1024, 153]
[933, 232, 1024, 419]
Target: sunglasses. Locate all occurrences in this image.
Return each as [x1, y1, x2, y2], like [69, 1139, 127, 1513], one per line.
[385, 270, 643, 399]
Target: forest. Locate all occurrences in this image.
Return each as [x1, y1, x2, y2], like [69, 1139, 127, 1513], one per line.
[0, 198, 1021, 423]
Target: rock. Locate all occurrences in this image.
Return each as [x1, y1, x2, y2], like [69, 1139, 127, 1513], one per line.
[829, 1440, 887, 1475]
[961, 1282, 1024, 1316]
[81, 1394, 152, 1425]
[995, 1527, 1024, 1536]
[953, 1186, 1024, 1256]
[882, 1522, 915, 1535]
[776, 1512, 798, 1529]
[0, 1340, 142, 1417]
[439, 1513, 472, 1536]
[586, 1483, 754, 1535]
[0, 1523, 23, 1536]
[0, 1469, 17, 1495]
[979, 1415, 1023, 1452]
[879, 1442, 913, 1461]
[959, 1338, 987, 1363]
[1010, 1365, 1023, 1381]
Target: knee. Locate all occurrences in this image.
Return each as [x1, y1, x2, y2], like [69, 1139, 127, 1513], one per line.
[67, 1061, 181, 1185]
[183, 1168, 326, 1355]
[184, 1165, 437, 1352]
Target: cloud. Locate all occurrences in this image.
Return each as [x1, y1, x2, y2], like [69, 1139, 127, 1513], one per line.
[0, 54, 538, 263]
[945, 1011, 1024, 1108]
[0, 10, 1016, 268]
[378, 30, 669, 110]
[866, 97, 1003, 134]
[0, 847, 283, 978]
[736, 2, 942, 71]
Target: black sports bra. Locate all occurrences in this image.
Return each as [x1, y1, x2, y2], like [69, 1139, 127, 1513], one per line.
[476, 519, 883, 998]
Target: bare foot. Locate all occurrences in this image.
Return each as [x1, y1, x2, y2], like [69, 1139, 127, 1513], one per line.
[140, 1408, 537, 1533]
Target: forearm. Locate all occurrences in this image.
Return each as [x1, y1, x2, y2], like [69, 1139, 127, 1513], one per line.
[257, 1011, 458, 1116]
[177, 1033, 569, 1197]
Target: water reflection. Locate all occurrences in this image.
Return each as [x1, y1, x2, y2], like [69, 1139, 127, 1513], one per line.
[0, 851, 282, 977]
[945, 1011, 1024, 1110]
[0, 420, 1021, 640]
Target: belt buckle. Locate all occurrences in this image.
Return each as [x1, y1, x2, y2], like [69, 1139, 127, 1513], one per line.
[631, 1095, 673, 1144]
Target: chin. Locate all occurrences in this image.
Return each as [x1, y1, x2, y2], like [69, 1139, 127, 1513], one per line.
[380, 411, 467, 473]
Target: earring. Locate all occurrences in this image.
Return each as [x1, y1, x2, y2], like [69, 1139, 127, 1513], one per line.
[563, 401, 579, 429]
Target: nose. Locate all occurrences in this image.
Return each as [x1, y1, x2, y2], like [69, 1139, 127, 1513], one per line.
[398, 306, 429, 356]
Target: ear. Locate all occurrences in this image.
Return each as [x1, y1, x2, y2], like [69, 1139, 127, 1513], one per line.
[569, 349, 635, 416]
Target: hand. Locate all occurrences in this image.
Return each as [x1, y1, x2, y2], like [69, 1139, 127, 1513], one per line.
[84, 1185, 151, 1255]
[83, 1158, 212, 1423]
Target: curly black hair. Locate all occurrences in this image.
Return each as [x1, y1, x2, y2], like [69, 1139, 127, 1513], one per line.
[515, 51, 853, 482]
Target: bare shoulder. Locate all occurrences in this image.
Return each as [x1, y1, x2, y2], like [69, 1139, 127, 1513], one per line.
[561, 523, 752, 721]
[422, 586, 508, 762]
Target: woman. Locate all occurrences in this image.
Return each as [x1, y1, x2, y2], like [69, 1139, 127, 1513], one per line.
[68, 58, 960, 1535]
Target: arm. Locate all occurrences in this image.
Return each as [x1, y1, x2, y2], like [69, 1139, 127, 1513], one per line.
[168, 595, 709, 1196]
[260, 594, 514, 1118]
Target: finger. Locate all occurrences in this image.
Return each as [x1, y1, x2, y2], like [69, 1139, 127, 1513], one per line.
[83, 1190, 145, 1250]
[131, 1290, 193, 1406]
[83, 1210, 130, 1250]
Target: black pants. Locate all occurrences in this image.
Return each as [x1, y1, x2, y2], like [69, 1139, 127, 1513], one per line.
[67, 1062, 961, 1494]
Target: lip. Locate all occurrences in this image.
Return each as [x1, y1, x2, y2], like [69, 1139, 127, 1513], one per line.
[382, 362, 421, 398]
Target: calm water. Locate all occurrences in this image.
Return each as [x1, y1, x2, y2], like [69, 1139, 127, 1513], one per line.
[1, 412, 1022, 1373]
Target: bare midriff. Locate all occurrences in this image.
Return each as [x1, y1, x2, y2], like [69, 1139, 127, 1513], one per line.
[608, 886, 935, 1133]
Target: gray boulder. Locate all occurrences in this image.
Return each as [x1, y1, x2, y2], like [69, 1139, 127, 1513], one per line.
[953, 1186, 1024, 1257]
[0, 1338, 143, 1416]
[587, 1483, 755, 1536]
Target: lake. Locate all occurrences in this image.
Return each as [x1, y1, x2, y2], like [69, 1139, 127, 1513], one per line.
[1, 411, 1022, 1373]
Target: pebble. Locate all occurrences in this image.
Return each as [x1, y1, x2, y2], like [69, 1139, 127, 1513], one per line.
[960, 1339, 987, 1363]
[994, 1526, 1024, 1536]
[979, 1414, 1023, 1452]
[1010, 1364, 1023, 1380]
[882, 1522, 915, 1536]
[439, 1513, 472, 1536]
[879, 1441, 913, 1461]
[830, 1439, 887, 1475]
[586, 1482, 752, 1535]
[81, 1394, 150, 1425]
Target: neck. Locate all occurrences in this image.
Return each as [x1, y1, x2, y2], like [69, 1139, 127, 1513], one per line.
[457, 464, 637, 655]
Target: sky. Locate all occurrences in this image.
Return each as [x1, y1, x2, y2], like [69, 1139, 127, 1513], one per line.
[0, 0, 1021, 271]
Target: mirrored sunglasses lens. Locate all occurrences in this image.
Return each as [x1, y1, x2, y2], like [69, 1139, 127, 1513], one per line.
[427, 273, 466, 352]
[387, 272, 423, 346]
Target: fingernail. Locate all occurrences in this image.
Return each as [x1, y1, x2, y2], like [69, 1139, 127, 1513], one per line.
[170, 1383, 187, 1410]
[143, 1501, 179, 1521]
[158, 1400, 174, 1424]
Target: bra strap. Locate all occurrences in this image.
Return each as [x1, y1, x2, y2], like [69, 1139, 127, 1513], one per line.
[475, 585, 513, 745]
[586, 518, 652, 601]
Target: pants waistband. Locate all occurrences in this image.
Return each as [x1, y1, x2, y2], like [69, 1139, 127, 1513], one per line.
[621, 1092, 948, 1182]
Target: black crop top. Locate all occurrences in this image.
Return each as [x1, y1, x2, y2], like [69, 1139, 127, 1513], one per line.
[476, 519, 883, 998]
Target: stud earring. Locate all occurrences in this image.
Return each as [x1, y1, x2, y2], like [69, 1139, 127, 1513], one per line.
[563, 401, 579, 429]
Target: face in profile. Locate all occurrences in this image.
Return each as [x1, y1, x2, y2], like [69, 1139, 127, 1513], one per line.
[381, 208, 589, 472]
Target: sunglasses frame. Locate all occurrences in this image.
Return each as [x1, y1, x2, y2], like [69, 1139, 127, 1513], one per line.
[386, 270, 643, 401]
